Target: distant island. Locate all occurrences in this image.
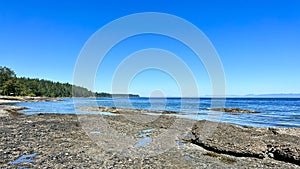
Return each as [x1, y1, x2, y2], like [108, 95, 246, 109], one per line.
[244, 93, 300, 98]
[94, 93, 140, 98]
[111, 94, 140, 98]
[204, 93, 300, 98]
[0, 66, 139, 98]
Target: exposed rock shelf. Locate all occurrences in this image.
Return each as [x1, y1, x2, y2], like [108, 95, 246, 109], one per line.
[205, 108, 260, 114]
[0, 105, 299, 168]
[77, 106, 179, 115]
[0, 105, 27, 117]
[191, 120, 300, 165]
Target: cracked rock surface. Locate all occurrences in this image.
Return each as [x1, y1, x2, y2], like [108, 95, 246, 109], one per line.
[191, 120, 300, 165]
[0, 106, 299, 168]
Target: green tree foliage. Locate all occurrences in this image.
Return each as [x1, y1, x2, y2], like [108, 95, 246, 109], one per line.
[0, 66, 94, 97]
[0, 66, 16, 95]
[0, 66, 16, 87]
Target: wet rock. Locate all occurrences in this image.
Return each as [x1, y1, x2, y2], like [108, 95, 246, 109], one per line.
[77, 106, 179, 115]
[162, 110, 178, 114]
[205, 108, 260, 114]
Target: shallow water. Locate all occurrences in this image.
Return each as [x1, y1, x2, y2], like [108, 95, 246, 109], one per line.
[135, 137, 153, 147]
[15, 97, 300, 128]
[135, 128, 155, 147]
[8, 153, 38, 165]
[176, 141, 185, 147]
[141, 128, 155, 133]
[184, 154, 193, 161]
[90, 131, 101, 134]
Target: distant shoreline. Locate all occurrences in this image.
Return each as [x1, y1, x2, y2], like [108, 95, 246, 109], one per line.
[0, 96, 60, 103]
[2, 95, 300, 101]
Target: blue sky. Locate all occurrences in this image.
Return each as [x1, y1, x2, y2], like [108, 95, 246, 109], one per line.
[1, 0, 300, 96]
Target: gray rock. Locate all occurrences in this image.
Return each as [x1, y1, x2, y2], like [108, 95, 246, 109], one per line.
[1, 112, 299, 168]
[0, 105, 27, 116]
[77, 106, 179, 115]
[205, 108, 260, 114]
[191, 120, 300, 165]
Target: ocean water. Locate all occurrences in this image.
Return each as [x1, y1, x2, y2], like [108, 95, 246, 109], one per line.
[15, 97, 300, 128]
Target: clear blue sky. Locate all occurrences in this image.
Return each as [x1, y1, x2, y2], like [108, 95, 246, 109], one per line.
[1, 0, 299, 96]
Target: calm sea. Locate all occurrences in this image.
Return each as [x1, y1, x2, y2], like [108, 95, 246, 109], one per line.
[16, 97, 300, 128]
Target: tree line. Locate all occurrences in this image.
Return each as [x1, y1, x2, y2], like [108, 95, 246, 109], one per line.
[0, 66, 95, 97]
[0, 66, 140, 98]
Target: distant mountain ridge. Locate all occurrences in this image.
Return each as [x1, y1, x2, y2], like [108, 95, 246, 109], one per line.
[203, 93, 300, 98]
[244, 93, 300, 98]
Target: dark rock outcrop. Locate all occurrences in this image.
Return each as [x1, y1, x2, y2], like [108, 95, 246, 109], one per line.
[191, 120, 300, 165]
[205, 108, 260, 114]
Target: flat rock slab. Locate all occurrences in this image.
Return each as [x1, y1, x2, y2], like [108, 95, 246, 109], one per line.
[191, 120, 300, 165]
[205, 108, 260, 114]
[0, 105, 27, 116]
[77, 106, 179, 115]
[1, 114, 300, 168]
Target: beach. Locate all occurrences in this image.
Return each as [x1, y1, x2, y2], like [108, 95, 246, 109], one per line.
[0, 103, 299, 168]
[2, 1, 300, 168]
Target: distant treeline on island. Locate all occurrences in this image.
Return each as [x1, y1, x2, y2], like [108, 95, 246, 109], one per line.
[0, 66, 139, 98]
[94, 93, 140, 98]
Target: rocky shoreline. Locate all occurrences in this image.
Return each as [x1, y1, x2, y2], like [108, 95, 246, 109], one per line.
[77, 106, 179, 115]
[0, 96, 61, 104]
[0, 105, 299, 168]
[0, 96, 60, 117]
[0, 105, 27, 117]
[204, 108, 260, 114]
